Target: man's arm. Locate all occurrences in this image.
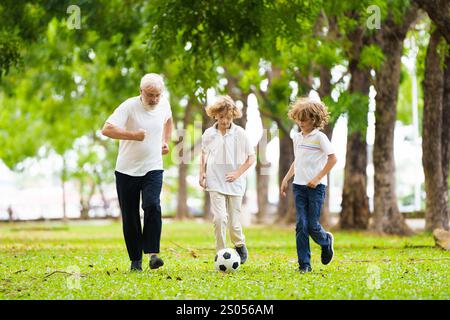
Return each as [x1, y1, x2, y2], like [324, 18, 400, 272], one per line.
[101, 122, 146, 141]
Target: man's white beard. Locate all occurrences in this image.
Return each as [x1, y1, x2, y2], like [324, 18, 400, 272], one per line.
[141, 96, 157, 110]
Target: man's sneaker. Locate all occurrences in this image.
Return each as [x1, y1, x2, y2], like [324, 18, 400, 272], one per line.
[235, 245, 248, 264]
[299, 265, 312, 273]
[130, 259, 142, 272]
[149, 255, 164, 269]
[321, 232, 334, 265]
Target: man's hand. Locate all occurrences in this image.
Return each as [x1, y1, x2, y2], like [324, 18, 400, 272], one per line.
[199, 173, 207, 189]
[307, 177, 321, 188]
[225, 171, 240, 183]
[162, 142, 169, 155]
[133, 128, 146, 141]
[280, 179, 288, 198]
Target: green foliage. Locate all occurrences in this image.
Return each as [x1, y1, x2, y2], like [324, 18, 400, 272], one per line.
[0, 30, 22, 78]
[325, 92, 369, 134]
[397, 67, 414, 125]
[0, 221, 448, 299]
[358, 45, 384, 71]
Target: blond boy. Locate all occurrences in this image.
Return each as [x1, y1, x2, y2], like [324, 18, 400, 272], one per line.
[280, 97, 337, 273]
[199, 95, 255, 264]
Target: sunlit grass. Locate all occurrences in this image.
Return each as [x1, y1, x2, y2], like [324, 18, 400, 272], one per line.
[0, 220, 449, 299]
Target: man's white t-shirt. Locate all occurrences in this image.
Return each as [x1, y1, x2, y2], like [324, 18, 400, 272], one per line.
[202, 123, 255, 196]
[293, 129, 334, 186]
[106, 95, 172, 177]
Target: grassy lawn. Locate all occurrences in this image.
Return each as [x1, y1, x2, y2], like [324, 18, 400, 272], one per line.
[0, 220, 449, 300]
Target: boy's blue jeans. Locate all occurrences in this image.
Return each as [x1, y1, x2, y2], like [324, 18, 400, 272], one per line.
[293, 183, 330, 268]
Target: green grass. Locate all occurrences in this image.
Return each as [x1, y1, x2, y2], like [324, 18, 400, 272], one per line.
[0, 220, 449, 300]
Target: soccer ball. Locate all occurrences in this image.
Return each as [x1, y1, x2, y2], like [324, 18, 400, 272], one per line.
[214, 248, 241, 273]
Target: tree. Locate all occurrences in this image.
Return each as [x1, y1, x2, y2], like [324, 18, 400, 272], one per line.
[422, 27, 449, 231]
[372, 2, 418, 235]
[414, 0, 450, 231]
[147, 0, 322, 224]
[333, 5, 374, 230]
[413, 0, 450, 43]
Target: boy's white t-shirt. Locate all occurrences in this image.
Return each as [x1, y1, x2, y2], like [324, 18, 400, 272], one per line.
[202, 123, 255, 196]
[106, 95, 172, 177]
[293, 129, 334, 186]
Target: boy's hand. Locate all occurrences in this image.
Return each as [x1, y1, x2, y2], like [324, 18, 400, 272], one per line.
[225, 171, 240, 182]
[162, 142, 169, 155]
[307, 177, 321, 188]
[199, 173, 207, 189]
[280, 179, 288, 198]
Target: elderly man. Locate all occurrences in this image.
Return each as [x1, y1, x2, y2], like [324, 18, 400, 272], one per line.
[102, 73, 173, 272]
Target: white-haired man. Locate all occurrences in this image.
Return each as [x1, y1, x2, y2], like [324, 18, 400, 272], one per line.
[102, 73, 173, 271]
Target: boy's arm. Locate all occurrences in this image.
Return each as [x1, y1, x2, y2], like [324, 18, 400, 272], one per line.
[282, 161, 295, 183]
[307, 154, 337, 188]
[280, 161, 295, 197]
[199, 150, 207, 188]
[225, 155, 256, 182]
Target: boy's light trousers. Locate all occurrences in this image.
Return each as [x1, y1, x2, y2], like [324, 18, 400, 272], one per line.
[209, 191, 246, 251]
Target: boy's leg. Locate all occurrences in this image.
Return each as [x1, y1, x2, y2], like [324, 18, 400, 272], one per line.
[306, 184, 330, 247]
[293, 184, 311, 268]
[210, 192, 228, 252]
[141, 170, 164, 255]
[226, 195, 246, 247]
[227, 194, 248, 263]
[115, 171, 143, 262]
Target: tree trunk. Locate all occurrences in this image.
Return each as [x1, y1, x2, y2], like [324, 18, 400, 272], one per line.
[413, 0, 450, 43]
[278, 131, 296, 224]
[371, 9, 417, 235]
[176, 162, 190, 220]
[320, 124, 333, 228]
[7, 206, 14, 222]
[255, 118, 271, 224]
[340, 131, 371, 229]
[176, 99, 194, 220]
[202, 107, 215, 221]
[422, 29, 448, 231]
[318, 65, 333, 228]
[442, 52, 450, 229]
[94, 168, 110, 217]
[316, 14, 339, 228]
[340, 69, 371, 229]
[80, 180, 95, 220]
[61, 156, 67, 222]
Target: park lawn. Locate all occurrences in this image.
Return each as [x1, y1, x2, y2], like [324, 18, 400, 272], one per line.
[0, 220, 449, 300]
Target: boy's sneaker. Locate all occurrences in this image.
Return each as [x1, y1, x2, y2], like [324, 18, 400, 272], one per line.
[321, 232, 334, 265]
[149, 255, 164, 269]
[299, 265, 312, 273]
[130, 259, 142, 272]
[235, 245, 248, 264]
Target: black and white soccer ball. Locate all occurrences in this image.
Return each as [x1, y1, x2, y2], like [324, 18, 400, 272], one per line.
[214, 248, 241, 273]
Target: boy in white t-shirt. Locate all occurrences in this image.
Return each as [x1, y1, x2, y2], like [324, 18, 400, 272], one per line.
[280, 97, 337, 273]
[199, 95, 255, 264]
